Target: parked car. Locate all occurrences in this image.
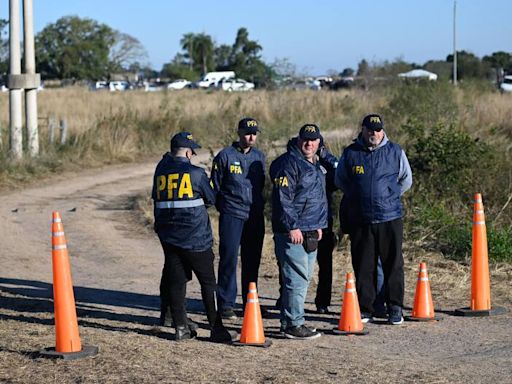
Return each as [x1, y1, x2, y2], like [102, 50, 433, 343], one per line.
[144, 82, 166, 92]
[109, 81, 130, 91]
[167, 79, 191, 90]
[500, 75, 512, 93]
[217, 78, 255, 92]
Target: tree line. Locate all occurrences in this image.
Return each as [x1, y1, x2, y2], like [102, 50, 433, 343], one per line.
[0, 15, 511, 86]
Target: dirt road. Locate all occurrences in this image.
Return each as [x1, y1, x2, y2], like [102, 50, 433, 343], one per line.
[0, 158, 511, 383]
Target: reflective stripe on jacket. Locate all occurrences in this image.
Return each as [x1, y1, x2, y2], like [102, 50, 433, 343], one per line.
[152, 154, 215, 251]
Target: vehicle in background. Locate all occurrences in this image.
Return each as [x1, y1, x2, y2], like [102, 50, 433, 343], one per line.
[282, 79, 321, 91]
[500, 75, 512, 92]
[90, 81, 108, 91]
[197, 71, 235, 88]
[144, 82, 166, 92]
[330, 77, 354, 90]
[109, 81, 130, 91]
[167, 79, 191, 90]
[217, 78, 255, 92]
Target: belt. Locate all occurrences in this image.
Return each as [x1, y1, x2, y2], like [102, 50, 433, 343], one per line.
[156, 198, 204, 208]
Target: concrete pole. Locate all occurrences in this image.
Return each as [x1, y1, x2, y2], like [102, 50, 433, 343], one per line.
[453, 0, 458, 86]
[9, 0, 23, 159]
[23, 0, 39, 157]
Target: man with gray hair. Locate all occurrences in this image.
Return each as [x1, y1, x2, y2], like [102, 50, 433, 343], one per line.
[335, 114, 412, 325]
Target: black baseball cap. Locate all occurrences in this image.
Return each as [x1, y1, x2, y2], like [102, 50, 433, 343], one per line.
[362, 114, 384, 131]
[299, 124, 321, 140]
[170, 132, 201, 154]
[238, 117, 260, 134]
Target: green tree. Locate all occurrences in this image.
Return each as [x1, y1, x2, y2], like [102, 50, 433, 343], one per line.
[192, 33, 214, 74]
[180, 32, 195, 71]
[36, 16, 115, 80]
[214, 44, 232, 70]
[161, 53, 198, 80]
[482, 51, 512, 72]
[446, 50, 492, 80]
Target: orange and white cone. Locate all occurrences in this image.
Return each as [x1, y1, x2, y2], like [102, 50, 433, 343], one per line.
[40, 212, 98, 360]
[407, 263, 439, 321]
[333, 272, 368, 335]
[455, 194, 506, 316]
[233, 282, 272, 347]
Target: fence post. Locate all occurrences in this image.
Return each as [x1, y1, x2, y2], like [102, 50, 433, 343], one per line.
[48, 116, 56, 144]
[59, 118, 67, 145]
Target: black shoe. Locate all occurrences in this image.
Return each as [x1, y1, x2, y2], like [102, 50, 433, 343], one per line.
[260, 307, 271, 318]
[175, 325, 197, 341]
[388, 305, 404, 325]
[284, 325, 321, 340]
[316, 306, 331, 314]
[221, 308, 237, 320]
[210, 326, 238, 343]
[280, 324, 316, 334]
[361, 312, 374, 323]
[160, 315, 198, 331]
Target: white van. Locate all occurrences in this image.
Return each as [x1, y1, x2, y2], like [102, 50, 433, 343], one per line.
[500, 75, 512, 93]
[197, 71, 235, 88]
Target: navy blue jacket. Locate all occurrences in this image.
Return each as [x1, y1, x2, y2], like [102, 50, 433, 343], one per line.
[270, 138, 328, 233]
[335, 134, 412, 226]
[210, 142, 265, 220]
[152, 154, 215, 251]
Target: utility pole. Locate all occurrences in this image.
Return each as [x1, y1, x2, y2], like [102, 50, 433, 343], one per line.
[23, 0, 39, 157]
[8, 0, 40, 160]
[453, 0, 458, 86]
[9, 0, 23, 160]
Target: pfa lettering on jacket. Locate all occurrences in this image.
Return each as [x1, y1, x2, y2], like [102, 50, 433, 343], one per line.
[352, 165, 365, 175]
[230, 161, 243, 174]
[157, 173, 193, 199]
[273, 176, 289, 187]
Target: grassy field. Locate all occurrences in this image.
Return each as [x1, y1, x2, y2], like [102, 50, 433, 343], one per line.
[0, 84, 511, 261]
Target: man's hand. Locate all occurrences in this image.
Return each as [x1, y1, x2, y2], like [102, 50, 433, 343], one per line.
[317, 228, 323, 241]
[289, 229, 303, 244]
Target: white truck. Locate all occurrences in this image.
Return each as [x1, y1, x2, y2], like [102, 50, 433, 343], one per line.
[197, 71, 235, 88]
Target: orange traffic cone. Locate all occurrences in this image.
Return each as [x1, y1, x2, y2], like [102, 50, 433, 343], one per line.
[407, 263, 439, 321]
[333, 273, 368, 335]
[455, 194, 506, 317]
[40, 212, 98, 360]
[233, 282, 272, 347]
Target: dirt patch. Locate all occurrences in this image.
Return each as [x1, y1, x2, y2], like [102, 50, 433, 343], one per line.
[0, 160, 511, 383]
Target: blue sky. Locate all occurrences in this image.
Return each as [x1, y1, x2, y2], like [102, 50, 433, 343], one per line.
[2, 0, 511, 75]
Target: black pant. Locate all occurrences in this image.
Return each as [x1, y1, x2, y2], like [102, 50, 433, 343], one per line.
[349, 218, 404, 314]
[160, 240, 219, 328]
[315, 224, 336, 308]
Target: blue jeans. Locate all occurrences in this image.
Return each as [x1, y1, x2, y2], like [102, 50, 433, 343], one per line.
[374, 257, 386, 313]
[274, 233, 317, 328]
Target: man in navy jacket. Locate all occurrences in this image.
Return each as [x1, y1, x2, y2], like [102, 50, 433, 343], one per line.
[153, 132, 235, 342]
[210, 118, 266, 319]
[270, 124, 328, 340]
[335, 114, 412, 325]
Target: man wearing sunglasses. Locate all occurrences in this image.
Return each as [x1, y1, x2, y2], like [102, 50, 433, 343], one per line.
[335, 114, 412, 325]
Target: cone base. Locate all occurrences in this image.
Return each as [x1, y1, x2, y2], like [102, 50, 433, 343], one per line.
[39, 345, 99, 360]
[332, 328, 369, 336]
[405, 315, 441, 322]
[454, 306, 507, 317]
[233, 339, 272, 348]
